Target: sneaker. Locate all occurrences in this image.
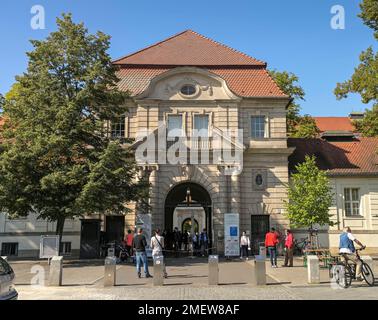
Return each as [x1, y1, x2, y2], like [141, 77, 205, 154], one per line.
[246, 257, 249, 261]
[164, 274, 168, 279]
[240, 257, 243, 259]
[145, 274, 153, 278]
[271, 265, 276, 268]
[137, 272, 141, 278]
[356, 275, 363, 281]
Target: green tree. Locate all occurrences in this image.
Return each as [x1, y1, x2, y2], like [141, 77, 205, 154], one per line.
[0, 14, 148, 245]
[269, 70, 319, 137]
[291, 115, 320, 138]
[284, 155, 334, 229]
[335, 0, 378, 136]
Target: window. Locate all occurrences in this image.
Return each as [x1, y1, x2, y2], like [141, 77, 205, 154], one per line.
[59, 242, 72, 256]
[251, 116, 266, 138]
[180, 84, 196, 96]
[167, 115, 183, 138]
[344, 188, 360, 216]
[255, 174, 263, 186]
[111, 116, 126, 139]
[194, 114, 209, 137]
[1, 243, 18, 256]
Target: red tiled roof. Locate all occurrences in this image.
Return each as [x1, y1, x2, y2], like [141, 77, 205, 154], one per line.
[288, 137, 378, 176]
[116, 66, 286, 97]
[114, 30, 287, 98]
[314, 117, 356, 132]
[113, 30, 266, 66]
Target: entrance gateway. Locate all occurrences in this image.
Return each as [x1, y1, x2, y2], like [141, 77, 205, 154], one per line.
[164, 182, 212, 252]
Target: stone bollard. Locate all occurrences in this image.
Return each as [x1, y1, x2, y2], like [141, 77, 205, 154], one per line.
[153, 256, 165, 286]
[252, 255, 266, 286]
[104, 256, 117, 287]
[1, 256, 7, 262]
[208, 255, 219, 285]
[361, 256, 374, 271]
[307, 255, 320, 284]
[48, 256, 63, 286]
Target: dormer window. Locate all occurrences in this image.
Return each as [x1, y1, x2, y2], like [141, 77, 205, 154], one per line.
[180, 84, 196, 96]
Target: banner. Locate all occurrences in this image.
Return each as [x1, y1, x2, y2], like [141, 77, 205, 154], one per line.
[224, 213, 240, 257]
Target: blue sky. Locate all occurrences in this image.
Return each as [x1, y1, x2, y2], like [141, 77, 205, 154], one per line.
[0, 0, 375, 116]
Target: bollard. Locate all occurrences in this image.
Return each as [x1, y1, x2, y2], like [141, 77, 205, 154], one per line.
[104, 256, 117, 287]
[307, 255, 320, 284]
[153, 256, 164, 286]
[208, 255, 219, 285]
[48, 256, 63, 286]
[259, 246, 266, 259]
[361, 256, 374, 271]
[252, 255, 266, 286]
[107, 247, 115, 257]
[1, 256, 7, 262]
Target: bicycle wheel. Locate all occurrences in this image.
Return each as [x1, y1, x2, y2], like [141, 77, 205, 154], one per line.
[361, 263, 375, 286]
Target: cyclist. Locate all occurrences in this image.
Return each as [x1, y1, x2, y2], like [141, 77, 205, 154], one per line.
[339, 226, 365, 281]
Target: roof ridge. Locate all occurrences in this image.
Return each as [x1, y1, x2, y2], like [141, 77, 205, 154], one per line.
[186, 30, 266, 66]
[112, 30, 266, 66]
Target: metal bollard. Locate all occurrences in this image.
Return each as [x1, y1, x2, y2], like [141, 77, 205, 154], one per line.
[259, 245, 266, 259]
[153, 255, 164, 286]
[307, 255, 320, 284]
[208, 255, 219, 285]
[104, 256, 117, 287]
[253, 255, 266, 286]
[48, 256, 63, 286]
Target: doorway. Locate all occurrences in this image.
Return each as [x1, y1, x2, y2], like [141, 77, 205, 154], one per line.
[80, 219, 101, 259]
[250, 215, 270, 255]
[105, 216, 125, 243]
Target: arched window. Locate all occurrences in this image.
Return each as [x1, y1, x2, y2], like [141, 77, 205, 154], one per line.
[180, 84, 196, 96]
[181, 218, 199, 233]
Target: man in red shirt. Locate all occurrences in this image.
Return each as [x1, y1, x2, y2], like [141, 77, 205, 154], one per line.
[265, 227, 279, 268]
[125, 229, 134, 256]
[283, 229, 294, 267]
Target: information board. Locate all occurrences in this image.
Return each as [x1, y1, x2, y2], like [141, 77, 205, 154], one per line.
[224, 213, 240, 257]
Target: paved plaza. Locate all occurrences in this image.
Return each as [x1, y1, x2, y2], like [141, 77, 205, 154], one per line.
[10, 256, 378, 300]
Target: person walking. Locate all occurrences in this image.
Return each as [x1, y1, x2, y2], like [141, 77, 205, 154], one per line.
[240, 231, 251, 260]
[200, 229, 209, 256]
[132, 228, 152, 278]
[265, 227, 279, 268]
[192, 232, 199, 256]
[150, 229, 168, 278]
[283, 229, 294, 267]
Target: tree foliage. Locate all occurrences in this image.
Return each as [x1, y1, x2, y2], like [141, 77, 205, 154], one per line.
[269, 70, 319, 137]
[284, 155, 334, 229]
[335, 0, 378, 136]
[0, 14, 148, 242]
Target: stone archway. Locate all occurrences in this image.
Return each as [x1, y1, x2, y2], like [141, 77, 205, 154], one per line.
[164, 181, 212, 251]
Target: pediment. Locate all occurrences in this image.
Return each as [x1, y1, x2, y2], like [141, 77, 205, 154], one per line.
[136, 67, 240, 101]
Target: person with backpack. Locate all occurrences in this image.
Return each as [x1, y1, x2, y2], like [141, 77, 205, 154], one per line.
[150, 229, 168, 278]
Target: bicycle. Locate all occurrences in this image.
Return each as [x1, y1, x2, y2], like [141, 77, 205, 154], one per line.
[293, 237, 310, 255]
[329, 246, 375, 288]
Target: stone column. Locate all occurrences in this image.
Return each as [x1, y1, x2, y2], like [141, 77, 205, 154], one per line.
[230, 169, 240, 214]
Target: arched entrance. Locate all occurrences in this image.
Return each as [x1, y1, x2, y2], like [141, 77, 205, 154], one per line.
[164, 182, 212, 252]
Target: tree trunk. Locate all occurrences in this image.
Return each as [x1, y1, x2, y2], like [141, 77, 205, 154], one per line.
[55, 216, 66, 255]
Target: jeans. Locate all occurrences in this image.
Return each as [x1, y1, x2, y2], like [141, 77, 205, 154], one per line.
[136, 251, 150, 275]
[267, 246, 277, 266]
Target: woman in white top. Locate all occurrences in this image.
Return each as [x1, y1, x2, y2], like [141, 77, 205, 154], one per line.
[150, 229, 168, 278]
[240, 231, 251, 260]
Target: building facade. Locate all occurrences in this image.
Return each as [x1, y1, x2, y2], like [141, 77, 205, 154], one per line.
[1, 31, 378, 258]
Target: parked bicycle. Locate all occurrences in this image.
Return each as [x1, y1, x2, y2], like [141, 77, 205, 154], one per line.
[329, 246, 375, 288]
[293, 237, 310, 255]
